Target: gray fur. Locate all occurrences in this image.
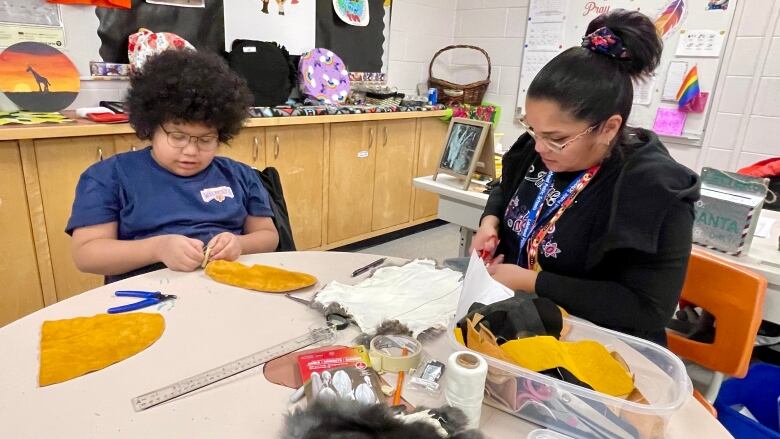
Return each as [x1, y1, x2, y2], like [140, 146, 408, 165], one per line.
[281, 399, 484, 439]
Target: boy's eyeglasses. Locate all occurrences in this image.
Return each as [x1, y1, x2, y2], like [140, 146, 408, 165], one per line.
[518, 116, 598, 152]
[160, 125, 219, 152]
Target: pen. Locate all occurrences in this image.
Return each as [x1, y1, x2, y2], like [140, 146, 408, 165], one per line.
[351, 257, 386, 277]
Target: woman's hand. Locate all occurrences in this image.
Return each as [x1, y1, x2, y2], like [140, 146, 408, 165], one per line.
[471, 215, 500, 258]
[487, 262, 538, 293]
[207, 232, 243, 262]
[156, 235, 204, 272]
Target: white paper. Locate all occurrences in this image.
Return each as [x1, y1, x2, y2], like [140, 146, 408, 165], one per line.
[627, 105, 654, 129]
[675, 30, 725, 57]
[455, 251, 514, 321]
[517, 50, 559, 105]
[525, 22, 565, 51]
[0, 0, 61, 26]
[146, 0, 205, 7]
[530, 0, 567, 23]
[632, 75, 655, 106]
[754, 217, 776, 238]
[224, 0, 315, 54]
[662, 61, 688, 101]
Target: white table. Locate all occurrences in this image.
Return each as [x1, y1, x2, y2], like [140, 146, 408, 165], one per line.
[414, 175, 780, 325]
[0, 252, 730, 438]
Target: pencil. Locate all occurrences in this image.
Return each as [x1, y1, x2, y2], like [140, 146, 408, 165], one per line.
[392, 347, 409, 405]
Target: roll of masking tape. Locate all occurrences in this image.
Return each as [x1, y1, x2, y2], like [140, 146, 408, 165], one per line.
[368, 335, 422, 373]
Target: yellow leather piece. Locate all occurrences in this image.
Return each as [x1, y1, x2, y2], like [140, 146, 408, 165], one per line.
[500, 336, 635, 397]
[205, 260, 317, 293]
[39, 313, 164, 387]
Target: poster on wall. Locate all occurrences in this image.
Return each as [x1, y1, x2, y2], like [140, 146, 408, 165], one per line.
[224, 0, 316, 55]
[0, 0, 66, 48]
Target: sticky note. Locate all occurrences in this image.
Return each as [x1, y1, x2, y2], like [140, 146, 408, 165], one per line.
[652, 107, 687, 136]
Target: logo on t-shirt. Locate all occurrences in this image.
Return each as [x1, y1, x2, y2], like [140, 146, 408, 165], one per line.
[200, 186, 235, 203]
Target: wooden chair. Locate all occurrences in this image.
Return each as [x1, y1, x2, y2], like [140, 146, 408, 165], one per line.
[666, 248, 767, 412]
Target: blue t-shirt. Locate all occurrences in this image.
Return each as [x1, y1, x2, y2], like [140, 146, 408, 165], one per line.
[66, 147, 274, 244]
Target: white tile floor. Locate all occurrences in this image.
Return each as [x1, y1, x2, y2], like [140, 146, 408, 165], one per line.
[355, 223, 461, 263]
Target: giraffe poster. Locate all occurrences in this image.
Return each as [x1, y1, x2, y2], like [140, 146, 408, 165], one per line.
[0, 42, 79, 112]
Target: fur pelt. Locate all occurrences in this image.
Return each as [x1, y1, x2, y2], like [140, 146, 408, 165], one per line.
[352, 320, 413, 347]
[281, 399, 484, 439]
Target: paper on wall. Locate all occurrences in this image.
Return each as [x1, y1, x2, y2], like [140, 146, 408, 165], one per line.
[632, 75, 655, 106]
[652, 107, 687, 136]
[0, 0, 65, 49]
[224, 0, 315, 54]
[530, 0, 567, 23]
[662, 61, 688, 101]
[525, 21, 565, 51]
[675, 29, 724, 57]
[517, 50, 559, 106]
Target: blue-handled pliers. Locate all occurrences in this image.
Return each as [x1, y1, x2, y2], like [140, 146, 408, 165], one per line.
[107, 291, 177, 314]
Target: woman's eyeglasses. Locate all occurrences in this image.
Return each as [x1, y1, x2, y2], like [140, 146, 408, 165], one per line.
[518, 116, 598, 152]
[160, 125, 219, 152]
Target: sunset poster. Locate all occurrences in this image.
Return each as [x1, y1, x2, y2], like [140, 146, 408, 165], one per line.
[0, 41, 79, 112]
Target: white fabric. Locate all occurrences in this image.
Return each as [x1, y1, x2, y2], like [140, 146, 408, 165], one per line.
[314, 260, 463, 337]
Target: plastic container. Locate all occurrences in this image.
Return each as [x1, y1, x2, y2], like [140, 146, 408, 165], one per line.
[714, 363, 780, 439]
[448, 316, 692, 439]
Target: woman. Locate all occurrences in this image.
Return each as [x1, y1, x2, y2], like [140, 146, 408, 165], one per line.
[67, 50, 279, 283]
[473, 9, 700, 344]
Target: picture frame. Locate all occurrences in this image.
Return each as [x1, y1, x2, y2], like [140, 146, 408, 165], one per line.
[433, 117, 493, 190]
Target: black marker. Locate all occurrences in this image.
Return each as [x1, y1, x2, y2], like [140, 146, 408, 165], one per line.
[351, 257, 386, 277]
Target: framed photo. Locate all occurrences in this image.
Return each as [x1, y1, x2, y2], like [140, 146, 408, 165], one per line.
[434, 118, 493, 190]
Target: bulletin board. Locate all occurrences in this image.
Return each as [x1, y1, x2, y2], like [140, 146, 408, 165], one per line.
[514, 0, 738, 142]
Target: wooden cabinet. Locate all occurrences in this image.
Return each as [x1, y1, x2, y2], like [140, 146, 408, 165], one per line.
[372, 119, 416, 231]
[327, 122, 376, 243]
[0, 142, 45, 327]
[414, 118, 448, 220]
[113, 134, 148, 154]
[34, 136, 115, 300]
[265, 125, 324, 250]
[219, 128, 266, 168]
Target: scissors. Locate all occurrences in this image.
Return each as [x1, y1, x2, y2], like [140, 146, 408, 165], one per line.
[515, 379, 638, 439]
[107, 291, 177, 314]
[284, 293, 351, 330]
[479, 236, 499, 264]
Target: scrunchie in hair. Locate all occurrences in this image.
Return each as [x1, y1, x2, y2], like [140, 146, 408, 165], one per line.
[581, 27, 630, 60]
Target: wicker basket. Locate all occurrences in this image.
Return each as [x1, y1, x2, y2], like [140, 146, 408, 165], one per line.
[428, 45, 491, 106]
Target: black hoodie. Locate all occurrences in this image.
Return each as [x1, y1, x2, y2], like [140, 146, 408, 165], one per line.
[483, 128, 700, 343]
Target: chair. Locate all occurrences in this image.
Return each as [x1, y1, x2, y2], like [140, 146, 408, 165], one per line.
[255, 167, 296, 252]
[666, 248, 767, 409]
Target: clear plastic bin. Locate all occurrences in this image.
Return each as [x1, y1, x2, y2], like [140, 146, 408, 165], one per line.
[448, 316, 692, 439]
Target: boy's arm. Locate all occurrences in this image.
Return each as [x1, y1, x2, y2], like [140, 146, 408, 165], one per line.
[71, 222, 204, 275]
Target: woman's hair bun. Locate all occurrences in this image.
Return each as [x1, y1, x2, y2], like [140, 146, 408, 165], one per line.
[586, 9, 662, 78]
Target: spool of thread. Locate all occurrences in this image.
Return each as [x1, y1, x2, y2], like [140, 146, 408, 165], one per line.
[445, 351, 488, 429]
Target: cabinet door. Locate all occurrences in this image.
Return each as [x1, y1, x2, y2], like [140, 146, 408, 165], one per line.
[372, 119, 416, 231]
[414, 118, 448, 220]
[327, 122, 376, 243]
[265, 125, 324, 250]
[0, 142, 45, 326]
[113, 134, 148, 154]
[219, 128, 266, 169]
[35, 137, 116, 300]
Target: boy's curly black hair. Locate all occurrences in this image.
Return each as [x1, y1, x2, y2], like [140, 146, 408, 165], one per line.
[125, 49, 251, 143]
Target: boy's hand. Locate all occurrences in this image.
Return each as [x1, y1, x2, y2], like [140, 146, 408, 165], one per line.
[207, 232, 242, 262]
[156, 235, 204, 272]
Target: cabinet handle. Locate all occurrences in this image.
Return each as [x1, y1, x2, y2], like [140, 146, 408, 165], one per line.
[252, 136, 259, 162]
[368, 128, 374, 149]
[383, 127, 388, 147]
[97, 146, 104, 161]
[274, 135, 280, 159]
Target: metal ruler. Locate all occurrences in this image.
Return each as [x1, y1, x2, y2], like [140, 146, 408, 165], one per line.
[131, 327, 333, 411]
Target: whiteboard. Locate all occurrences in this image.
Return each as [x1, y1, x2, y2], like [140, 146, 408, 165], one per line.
[515, 0, 738, 141]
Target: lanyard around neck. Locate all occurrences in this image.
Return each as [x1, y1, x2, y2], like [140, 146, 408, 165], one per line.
[516, 165, 600, 268]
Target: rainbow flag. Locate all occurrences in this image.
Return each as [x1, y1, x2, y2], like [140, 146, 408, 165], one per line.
[676, 66, 700, 108]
